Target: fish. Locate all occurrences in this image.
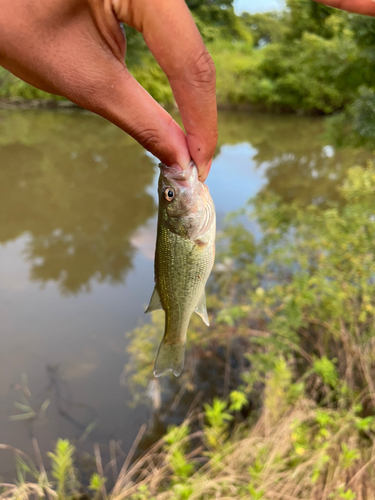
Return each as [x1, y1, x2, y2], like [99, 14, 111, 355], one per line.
[146, 161, 216, 378]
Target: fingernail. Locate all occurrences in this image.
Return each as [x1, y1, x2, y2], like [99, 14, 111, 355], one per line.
[204, 158, 213, 179]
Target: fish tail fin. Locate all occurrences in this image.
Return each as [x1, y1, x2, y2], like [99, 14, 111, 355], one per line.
[153, 340, 185, 378]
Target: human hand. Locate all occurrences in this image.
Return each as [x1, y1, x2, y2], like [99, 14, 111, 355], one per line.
[0, 0, 217, 181]
[313, 0, 375, 15]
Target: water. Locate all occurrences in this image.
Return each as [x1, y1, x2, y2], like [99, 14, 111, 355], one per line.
[0, 108, 369, 477]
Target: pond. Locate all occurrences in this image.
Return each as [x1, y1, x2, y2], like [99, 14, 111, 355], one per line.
[0, 108, 369, 478]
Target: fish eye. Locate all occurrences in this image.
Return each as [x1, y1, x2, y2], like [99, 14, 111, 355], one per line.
[164, 187, 175, 202]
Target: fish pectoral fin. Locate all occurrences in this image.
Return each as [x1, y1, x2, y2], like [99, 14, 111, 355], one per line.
[145, 286, 162, 313]
[194, 292, 210, 326]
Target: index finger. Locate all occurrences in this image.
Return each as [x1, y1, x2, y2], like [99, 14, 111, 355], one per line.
[313, 0, 375, 15]
[116, 0, 218, 181]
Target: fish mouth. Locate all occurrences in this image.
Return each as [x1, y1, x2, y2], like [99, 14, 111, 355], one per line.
[159, 161, 197, 188]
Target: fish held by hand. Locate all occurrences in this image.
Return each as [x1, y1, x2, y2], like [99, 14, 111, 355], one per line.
[146, 162, 216, 378]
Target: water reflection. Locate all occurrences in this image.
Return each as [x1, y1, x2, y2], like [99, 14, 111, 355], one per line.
[0, 110, 370, 296]
[0, 110, 156, 294]
[0, 108, 372, 480]
[216, 112, 371, 205]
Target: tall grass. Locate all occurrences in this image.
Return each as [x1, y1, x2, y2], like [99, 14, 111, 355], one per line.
[2, 371, 375, 499]
[3, 164, 375, 499]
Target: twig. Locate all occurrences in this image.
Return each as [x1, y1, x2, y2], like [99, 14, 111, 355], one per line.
[170, 383, 187, 413]
[115, 441, 127, 459]
[186, 391, 203, 418]
[0, 444, 33, 462]
[31, 437, 55, 500]
[94, 444, 107, 500]
[110, 440, 118, 483]
[347, 454, 375, 487]
[113, 423, 147, 493]
[223, 339, 232, 399]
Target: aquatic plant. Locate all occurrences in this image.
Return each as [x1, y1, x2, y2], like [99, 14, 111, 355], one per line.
[2, 368, 375, 499]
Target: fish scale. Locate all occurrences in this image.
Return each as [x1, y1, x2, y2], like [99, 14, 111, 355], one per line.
[146, 162, 216, 377]
[157, 225, 214, 342]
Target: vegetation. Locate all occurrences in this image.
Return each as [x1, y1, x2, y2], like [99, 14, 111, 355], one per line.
[122, 0, 375, 146]
[3, 161, 375, 498]
[2, 0, 375, 146]
[2, 1, 375, 496]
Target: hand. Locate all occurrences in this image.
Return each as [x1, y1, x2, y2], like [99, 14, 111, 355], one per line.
[0, 0, 217, 181]
[314, 0, 375, 15]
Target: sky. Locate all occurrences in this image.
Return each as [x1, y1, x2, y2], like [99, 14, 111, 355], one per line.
[234, 0, 285, 14]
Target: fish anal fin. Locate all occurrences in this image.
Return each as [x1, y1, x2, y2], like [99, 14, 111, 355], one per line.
[145, 286, 162, 314]
[194, 292, 210, 326]
[154, 341, 185, 378]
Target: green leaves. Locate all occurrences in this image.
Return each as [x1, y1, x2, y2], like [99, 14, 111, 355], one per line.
[1, 0, 372, 120]
[164, 424, 195, 482]
[203, 399, 233, 452]
[229, 390, 248, 412]
[204, 398, 233, 429]
[164, 424, 190, 447]
[89, 473, 107, 493]
[47, 439, 77, 499]
[313, 357, 339, 388]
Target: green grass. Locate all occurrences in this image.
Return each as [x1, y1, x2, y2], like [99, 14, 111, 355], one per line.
[3, 163, 375, 499]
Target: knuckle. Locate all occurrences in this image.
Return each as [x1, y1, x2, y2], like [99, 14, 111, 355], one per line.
[188, 49, 216, 88]
[135, 128, 161, 153]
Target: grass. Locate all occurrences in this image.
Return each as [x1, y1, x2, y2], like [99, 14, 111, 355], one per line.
[2, 371, 375, 500]
[3, 164, 375, 499]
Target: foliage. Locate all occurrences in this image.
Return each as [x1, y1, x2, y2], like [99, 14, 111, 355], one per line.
[125, 162, 375, 404]
[117, 162, 375, 498]
[241, 11, 286, 47]
[10, 374, 50, 423]
[89, 473, 107, 498]
[123, 0, 375, 120]
[0, 67, 63, 101]
[3, 375, 375, 499]
[129, 59, 173, 106]
[0, 110, 156, 295]
[190, 2, 252, 43]
[326, 86, 375, 149]
[2, 0, 375, 139]
[285, 0, 339, 40]
[244, 162, 375, 401]
[4, 161, 375, 499]
[48, 439, 77, 499]
[240, 31, 357, 113]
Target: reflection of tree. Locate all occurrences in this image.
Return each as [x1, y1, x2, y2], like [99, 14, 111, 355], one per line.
[0, 110, 156, 294]
[1, 109, 370, 293]
[216, 111, 372, 205]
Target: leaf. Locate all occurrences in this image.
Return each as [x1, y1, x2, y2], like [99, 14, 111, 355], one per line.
[10, 411, 36, 421]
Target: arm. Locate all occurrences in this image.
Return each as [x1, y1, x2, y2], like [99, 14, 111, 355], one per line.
[0, 0, 217, 181]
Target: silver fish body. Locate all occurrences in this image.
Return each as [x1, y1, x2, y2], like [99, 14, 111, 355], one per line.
[146, 162, 216, 377]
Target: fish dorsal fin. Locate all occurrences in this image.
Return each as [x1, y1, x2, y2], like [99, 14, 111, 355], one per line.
[145, 286, 162, 313]
[194, 292, 209, 326]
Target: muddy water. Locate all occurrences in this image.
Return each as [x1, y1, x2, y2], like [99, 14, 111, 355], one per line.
[0, 108, 368, 477]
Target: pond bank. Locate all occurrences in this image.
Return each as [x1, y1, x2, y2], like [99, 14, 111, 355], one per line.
[2, 163, 375, 499]
[0, 107, 373, 495]
[0, 97, 77, 109]
[0, 97, 328, 116]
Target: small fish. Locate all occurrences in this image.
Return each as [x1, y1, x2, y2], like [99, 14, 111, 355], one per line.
[146, 162, 216, 377]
